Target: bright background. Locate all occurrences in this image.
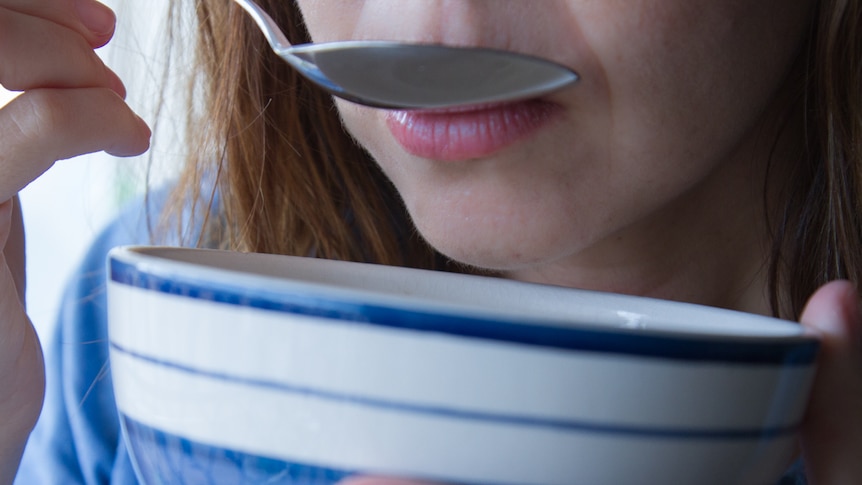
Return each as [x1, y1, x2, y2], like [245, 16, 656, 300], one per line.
[1, 0, 181, 344]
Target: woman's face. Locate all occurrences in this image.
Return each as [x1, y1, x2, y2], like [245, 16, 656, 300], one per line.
[296, 1, 812, 292]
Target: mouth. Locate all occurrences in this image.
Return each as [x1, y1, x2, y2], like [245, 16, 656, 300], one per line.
[385, 99, 563, 162]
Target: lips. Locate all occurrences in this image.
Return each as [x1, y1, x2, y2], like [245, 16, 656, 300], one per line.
[385, 100, 562, 162]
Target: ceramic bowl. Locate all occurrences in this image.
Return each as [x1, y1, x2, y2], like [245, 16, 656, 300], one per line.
[107, 246, 818, 485]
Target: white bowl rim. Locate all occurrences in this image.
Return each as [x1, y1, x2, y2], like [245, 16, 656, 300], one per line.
[108, 245, 819, 366]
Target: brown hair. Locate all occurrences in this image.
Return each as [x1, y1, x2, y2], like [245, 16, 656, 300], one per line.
[162, 0, 861, 319]
[769, 0, 862, 319]
[162, 0, 444, 270]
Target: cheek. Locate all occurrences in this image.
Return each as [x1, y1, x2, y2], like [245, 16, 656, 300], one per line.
[336, 101, 392, 173]
[581, 0, 810, 175]
[295, 0, 362, 42]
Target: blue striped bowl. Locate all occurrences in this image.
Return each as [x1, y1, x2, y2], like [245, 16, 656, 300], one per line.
[107, 246, 818, 485]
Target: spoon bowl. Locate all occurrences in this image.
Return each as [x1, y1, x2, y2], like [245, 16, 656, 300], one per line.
[233, 0, 579, 109]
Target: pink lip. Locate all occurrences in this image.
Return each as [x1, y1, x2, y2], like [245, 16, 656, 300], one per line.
[385, 100, 562, 161]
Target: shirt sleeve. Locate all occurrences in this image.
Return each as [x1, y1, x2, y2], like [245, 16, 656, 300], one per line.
[15, 193, 173, 485]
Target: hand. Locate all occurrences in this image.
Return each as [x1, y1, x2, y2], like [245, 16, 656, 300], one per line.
[799, 280, 862, 484]
[0, 0, 150, 482]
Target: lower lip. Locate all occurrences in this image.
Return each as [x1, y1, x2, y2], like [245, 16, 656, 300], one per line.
[385, 100, 562, 162]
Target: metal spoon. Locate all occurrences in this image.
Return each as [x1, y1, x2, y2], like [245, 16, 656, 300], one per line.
[233, 0, 579, 109]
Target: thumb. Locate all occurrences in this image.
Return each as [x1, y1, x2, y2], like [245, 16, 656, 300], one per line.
[798, 280, 862, 484]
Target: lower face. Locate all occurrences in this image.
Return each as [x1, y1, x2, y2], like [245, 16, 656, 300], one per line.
[296, 1, 812, 283]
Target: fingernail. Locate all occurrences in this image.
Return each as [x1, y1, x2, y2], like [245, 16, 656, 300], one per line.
[105, 67, 127, 99]
[136, 114, 152, 140]
[75, 0, 116, 36]
[813, 281, 861, 344]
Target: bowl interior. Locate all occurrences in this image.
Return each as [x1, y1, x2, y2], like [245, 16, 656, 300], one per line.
[112, 246, 809, 341]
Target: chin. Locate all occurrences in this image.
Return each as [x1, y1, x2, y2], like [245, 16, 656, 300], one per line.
[413, 219, 560, 273]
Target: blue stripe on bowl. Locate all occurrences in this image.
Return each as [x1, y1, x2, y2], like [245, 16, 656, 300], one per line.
[121, 414, 354, 485]
[111, 342, 800, 441]
[109, 258, 818, 365]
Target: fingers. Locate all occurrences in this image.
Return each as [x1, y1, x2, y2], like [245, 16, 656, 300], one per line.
[0, 0, 150, 203]
[0, 3, 129, 478]
[0, 6, 124, 94]
[798, 280, 862, 484]
[1, 0, 116, 48]
[0, 88, 150, 201]
[72, 0, 116, 44]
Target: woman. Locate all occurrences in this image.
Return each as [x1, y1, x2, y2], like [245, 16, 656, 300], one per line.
[1, 0, 860, 483]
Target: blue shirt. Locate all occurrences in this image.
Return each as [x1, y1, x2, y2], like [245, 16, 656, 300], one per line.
[14, 194, 810, 484]
[16, 194, 169, 485]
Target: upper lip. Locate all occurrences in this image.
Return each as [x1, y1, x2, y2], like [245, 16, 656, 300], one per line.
[398, 102, 519, 115]
[397, 95, 568, 116]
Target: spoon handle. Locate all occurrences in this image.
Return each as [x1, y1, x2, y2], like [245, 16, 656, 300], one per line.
[232, 0, 293, 53]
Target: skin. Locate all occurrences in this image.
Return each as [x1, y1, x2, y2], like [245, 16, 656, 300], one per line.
[0, 0, 857, 484]
[301, 0, 810, 311]
[0, 0, 149, 482]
